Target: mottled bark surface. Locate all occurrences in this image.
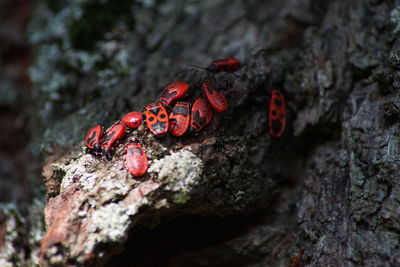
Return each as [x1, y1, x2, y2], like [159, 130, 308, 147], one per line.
[0, 0, 44, 266]
[1, 0, 400, 266]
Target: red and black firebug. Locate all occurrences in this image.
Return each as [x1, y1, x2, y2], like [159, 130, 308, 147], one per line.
[145, 102, 169, 135]
[169, 101, 190, 136]
[189, 98, 213, 134]
[189, 58, 241, 74]
[206, 58, 241, 73]
[85, 124, 103, 153]
[125, 140, 148, 177]
[159, 82, 190, 106]
[268, 89, 286, 137]
[101, 123, 126, 159]
[122, 111, 143, 129]
[202, 81, 228, 112]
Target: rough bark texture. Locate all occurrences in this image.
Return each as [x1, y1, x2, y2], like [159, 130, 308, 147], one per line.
[0, 0, 45, 266]
[2, 0, 400, 266]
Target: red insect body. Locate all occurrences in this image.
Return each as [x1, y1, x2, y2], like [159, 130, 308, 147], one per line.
[207, 58, 241, 73]
[145, 102, 169, 135]
[290, 249, 304, 267]
[189, 98, 213, 134]
[268, 89, 286, 137]
[169, 101, 190, 136]
[84, 124, 103, 152]
[101, 123, 126, 159]
[202, 82, 228, 112]
[125, 141, 148, 177]
[122, 111, 143, 128]
[159, 82, 190, 106]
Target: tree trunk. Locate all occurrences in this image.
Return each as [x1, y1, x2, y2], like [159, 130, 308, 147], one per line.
[1, 0, 400, 266]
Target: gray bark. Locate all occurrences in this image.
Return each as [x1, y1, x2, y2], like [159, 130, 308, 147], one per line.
[1, 0, 400, 266]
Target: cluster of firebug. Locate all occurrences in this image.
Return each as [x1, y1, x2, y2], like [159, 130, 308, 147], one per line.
[84, 58, 242, 177]
[84, 58, 287, 177]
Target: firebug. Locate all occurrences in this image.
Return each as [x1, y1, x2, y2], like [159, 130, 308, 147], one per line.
[189, 58, 241, 73]
[101, 123, 126, 159]
[159, 82, 190, 106]
[145, 102, 169, 135]
[125, 140, 148, 177]
[84, 124, 103, 153]
[189, 98, 213, 134]
[268, 89, 286, 137]
[206, 58, 241, 73]
[122, 111, 143, 129]
[202, 81, 228, 112]
[169, 101, 190, 136]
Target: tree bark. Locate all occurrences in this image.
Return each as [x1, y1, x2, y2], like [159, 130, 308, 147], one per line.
[1, 0, 400, 266]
